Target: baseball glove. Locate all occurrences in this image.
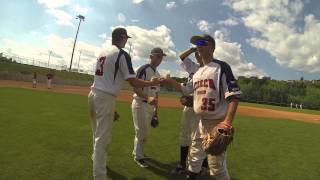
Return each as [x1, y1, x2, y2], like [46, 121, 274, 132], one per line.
[150, 115, 159, 128]
[202, 123, 234, 156]
[113, 111, 120, 121]
[180, 95, 193, 107]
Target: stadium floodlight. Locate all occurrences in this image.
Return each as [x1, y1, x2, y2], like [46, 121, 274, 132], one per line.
[69, 15, 85, 72]
[48, 50, 52, 68]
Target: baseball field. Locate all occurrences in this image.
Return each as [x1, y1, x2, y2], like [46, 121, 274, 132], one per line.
[0, 80, 320, 180]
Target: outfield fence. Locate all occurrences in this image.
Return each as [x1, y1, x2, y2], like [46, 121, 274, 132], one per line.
[0, 52, 95, 75]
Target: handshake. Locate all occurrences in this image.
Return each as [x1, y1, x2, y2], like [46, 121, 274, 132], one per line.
[150, 75, 176, 87]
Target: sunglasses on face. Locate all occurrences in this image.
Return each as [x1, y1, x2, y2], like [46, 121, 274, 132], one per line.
[196, 40, 209, 47]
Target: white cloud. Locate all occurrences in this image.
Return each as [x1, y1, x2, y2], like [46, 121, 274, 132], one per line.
[0, 34, 100, 72]
[73, 4, 88, 14]
[131, 19, 140, 23]
[166, 1, 177, 10]
[46, 9, 74, 27]
[99, 33, 107, 39]
[197, 20, 214, 33]
[46, 35, 100, 69]
[1, 25, 177, 74]
[133, 0, 145, 4]
[174, 70, 189, 77]
[117, 13, 126, 23]
[158, 69, 171, 76]
[224, 0, 320, 73]
[183, 0, 201, 4]
[218, 17, 239, 26]
[38, 0, 71, 8]
[214, 31, 267, 78]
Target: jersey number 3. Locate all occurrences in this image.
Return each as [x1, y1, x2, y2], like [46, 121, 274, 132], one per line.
[95, 57, 106, 76]
[201, 98, 215, 111]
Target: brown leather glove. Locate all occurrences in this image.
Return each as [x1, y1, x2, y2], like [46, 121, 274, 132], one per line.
[180, 95, 193, 107]
[150, 115, 159, 128]
[202, 123, 234, 155]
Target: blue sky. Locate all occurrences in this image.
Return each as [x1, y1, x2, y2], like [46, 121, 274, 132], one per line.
[0, 0, 319, 80]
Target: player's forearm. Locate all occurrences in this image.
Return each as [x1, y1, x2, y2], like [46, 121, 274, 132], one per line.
[223, 98, 239, 125]
[179, 47, 197, 61]
[128, 78, 157, 88]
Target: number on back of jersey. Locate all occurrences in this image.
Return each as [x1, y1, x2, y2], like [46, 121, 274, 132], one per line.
[95, 57, 106, 76]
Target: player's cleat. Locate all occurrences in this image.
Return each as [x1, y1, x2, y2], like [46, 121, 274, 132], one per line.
[200, 166, 209, 176]
[134, 158, 149, 168]
[170, 164, 186, 175]
[186, 171, 199, 180]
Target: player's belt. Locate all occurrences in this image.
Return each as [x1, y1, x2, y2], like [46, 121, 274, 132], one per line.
[142, 100, 148, 103]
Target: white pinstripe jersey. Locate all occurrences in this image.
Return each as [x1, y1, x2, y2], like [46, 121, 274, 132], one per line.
[190, 59, 242, 119]
[91, 46, 136, 96]
[180, 57, 200, 77]
[133, 64, 160, 101]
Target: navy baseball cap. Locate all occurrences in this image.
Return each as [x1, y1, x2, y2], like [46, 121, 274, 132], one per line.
[112, 27, 131, 39]
[190, 34, 215, 47]
[151, 47, 167, 56]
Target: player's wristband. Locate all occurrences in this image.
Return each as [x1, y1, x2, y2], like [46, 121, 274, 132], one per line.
[190, 47, 197, 52]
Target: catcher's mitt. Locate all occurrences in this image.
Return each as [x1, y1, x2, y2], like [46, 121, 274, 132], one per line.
[113, 111, 120, 121]
[151, 115, 159, 128]
[202, 123, 234, 156]
[180, 95, 193, 107]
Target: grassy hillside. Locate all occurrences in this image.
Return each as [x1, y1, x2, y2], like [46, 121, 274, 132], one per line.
[0, 58, 93, 86]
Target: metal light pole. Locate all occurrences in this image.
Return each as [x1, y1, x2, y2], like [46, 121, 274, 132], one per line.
[69, 15, 85, 72]
[77, 50, 82, 72]
[128, 42, 133, 56]
[48, 50, 52, 68]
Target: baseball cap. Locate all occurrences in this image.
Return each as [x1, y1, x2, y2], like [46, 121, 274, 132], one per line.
[190, 34, 215, 47]
[151, 47, 167, 56]
[112, 27, 131, 39]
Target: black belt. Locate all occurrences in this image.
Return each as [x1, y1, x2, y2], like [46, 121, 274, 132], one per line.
[142, 100, 148, 103]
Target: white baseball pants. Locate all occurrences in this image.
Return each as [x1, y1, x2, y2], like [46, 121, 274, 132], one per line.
[131, 99, 154, 159]
[179, 106, 200, 147]
[88, 89, 115, 180]
[188, 119, 230, 180]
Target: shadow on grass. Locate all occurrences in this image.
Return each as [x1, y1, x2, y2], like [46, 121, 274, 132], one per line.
[145, 159, 186, 180]
[107, 166, 128, 180]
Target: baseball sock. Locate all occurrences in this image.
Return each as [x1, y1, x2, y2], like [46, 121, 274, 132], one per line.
[180, 146, 189, 168]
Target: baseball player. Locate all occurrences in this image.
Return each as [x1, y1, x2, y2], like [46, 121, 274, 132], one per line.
[88, 27, 161, 180]
[46, 70, 54, 89]
[131, 47, 165, 168]
[32, 72, 37, 88]
[164, 34, 241, 180]
[171, 48, 208, 174]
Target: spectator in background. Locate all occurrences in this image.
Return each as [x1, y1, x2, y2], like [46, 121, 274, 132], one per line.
[32, 72, 37, 88]
[296, 103, 298, 109]
[290, 102, 293, 108]
[46, 70, 54, 89]
[300, 103, 303, 110]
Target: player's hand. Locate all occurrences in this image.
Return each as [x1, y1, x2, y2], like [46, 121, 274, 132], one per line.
[147, 97, 158, 106]
[218, 120, 232, 129]
[150, 77, 160, 85]
[159, 77, 173, 86]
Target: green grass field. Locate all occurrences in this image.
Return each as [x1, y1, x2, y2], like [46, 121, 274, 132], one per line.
[240, 102, 320, 115]
[0, 88, 319, 180]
